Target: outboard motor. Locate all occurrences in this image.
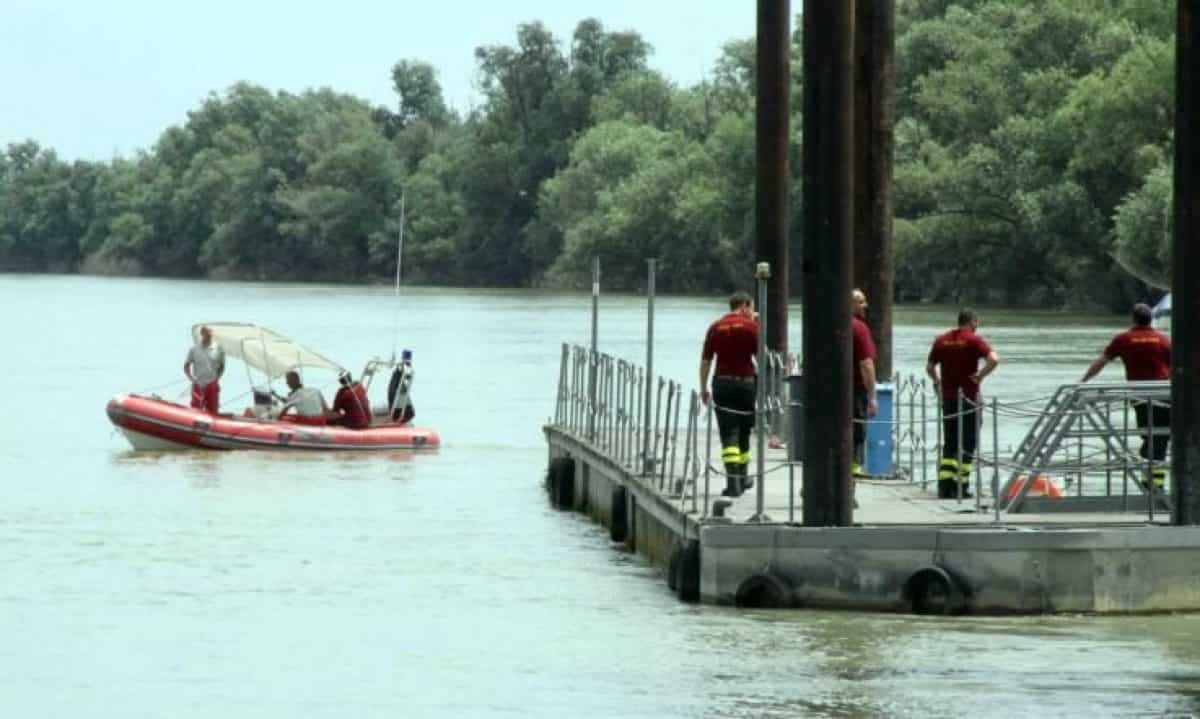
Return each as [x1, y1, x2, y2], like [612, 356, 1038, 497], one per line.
[388, 349, 415, 423]
[250, 385, 275, 418]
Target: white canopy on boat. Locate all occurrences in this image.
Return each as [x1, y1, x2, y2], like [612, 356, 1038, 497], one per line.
[192, 322, 345, 379]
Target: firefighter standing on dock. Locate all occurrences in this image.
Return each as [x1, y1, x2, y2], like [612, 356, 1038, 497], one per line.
[1080, 302, 1171, 491]
[926, 309, 1000, 499]
[851, 289, 878, 478]
[700, 291, 759, 497]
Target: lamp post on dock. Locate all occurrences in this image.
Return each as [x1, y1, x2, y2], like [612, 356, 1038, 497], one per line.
[643, 258, 656, 476]
[750, 262, 771, 522]
[588, 257, 599, 443]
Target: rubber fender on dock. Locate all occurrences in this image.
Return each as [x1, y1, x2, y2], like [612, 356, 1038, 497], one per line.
[667, 545, 680, 592]
[734, 572, 792, 609]
[546, 457, 575, 510]
[667, 540, 701, 602]
[609, 485, 628, 543]
[902, 565, 967, 615]
[677, 540, 701, 602]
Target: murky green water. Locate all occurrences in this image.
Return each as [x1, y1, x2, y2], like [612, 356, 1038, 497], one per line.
[1, 275, 1196, 718]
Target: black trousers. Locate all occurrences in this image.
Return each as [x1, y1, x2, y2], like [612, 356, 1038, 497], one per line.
[1133, 401, 1170, 461]
[942, 398, 981, 465]
[712, 376, 755, 461]
[853, 387, 867, 464]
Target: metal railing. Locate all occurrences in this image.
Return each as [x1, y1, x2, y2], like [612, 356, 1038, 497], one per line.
[556, 344, 696, 499]
[554, 343, 1174, 524]
[554, 343, 789, 518]
[888, 377, 1173, 520]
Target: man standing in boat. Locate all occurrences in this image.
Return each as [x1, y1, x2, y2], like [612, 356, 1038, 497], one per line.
[926, 309, 999, 499]
[700, 291, 759, 498]
[1080, 302, 1171, 491]
[184, 325, 225, 414]
[330, 370, 371, 429]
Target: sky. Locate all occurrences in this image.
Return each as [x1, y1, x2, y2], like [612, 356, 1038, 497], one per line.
[1, 0, 755, 161]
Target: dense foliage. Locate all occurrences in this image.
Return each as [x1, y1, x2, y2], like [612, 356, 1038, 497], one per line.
[0, 3, 1178, 305]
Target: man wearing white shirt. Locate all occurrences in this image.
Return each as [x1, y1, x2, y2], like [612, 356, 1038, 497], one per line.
[183, 325, 225, 414]
[275, 370, 329, 425]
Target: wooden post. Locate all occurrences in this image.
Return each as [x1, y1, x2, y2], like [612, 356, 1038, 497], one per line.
[1173, 0, 1200, 524]
[802, 1, 855, 526]
[756, 0, 790, 356]
[853, 0, 895, 379]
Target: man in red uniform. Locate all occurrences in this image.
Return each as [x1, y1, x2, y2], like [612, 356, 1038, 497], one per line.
[700, 291, 759, 497]
[851, 289, 878, 478]
[926, 309, 999, 499]
[1081, 302, 1171, 490]
[329, 370, 372, 429]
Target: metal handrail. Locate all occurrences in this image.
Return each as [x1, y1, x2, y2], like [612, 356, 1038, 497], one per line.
[552, 344, 1175, 524]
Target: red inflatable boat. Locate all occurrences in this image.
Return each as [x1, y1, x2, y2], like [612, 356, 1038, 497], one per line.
[108, 322, 439, 452]
[108, 394, 439, 451]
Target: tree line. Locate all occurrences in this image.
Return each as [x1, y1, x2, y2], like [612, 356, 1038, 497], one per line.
[0, 1, 1177, 307]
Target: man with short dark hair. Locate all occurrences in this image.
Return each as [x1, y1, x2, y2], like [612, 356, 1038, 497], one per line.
[700, 291, 759, 497]
[927, 309, 999, 499]
[1081, 302, 1171, 490]
[275, 370, 329, 425]
[851, 289, 878, 478]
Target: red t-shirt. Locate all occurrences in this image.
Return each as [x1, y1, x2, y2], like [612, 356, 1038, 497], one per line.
[852, 317, 877, 390]
[928, 327, 992, 400]
[1104, 326, 1171, 381]
[702, 311, 759, 377]
[333, 383, 371, 429]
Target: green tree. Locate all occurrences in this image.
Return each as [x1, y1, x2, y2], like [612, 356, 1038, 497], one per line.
[391, 60, 451, 128]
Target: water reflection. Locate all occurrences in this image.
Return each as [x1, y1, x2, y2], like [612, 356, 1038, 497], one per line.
[109, 444, 423, 488]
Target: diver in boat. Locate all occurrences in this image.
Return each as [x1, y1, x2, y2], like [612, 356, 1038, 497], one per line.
[329, 370, 371, 429]
[275, 370, 329, 425]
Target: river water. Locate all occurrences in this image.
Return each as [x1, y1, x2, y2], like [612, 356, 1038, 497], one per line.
[2, 275, 1198, 718]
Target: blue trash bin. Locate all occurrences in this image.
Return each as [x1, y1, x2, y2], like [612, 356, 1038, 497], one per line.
[865, 382, 894, 476]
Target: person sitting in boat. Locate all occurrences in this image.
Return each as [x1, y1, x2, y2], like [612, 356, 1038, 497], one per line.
[274, 370, 329, 425]
[329, 370, 371, 429]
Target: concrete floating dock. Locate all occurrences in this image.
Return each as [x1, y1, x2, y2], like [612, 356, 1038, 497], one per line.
[545, 427, 1200, 614]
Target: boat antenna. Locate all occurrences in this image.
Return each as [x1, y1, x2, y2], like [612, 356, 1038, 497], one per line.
[390, 190, 406, 362]
[395, 190, 405, 295]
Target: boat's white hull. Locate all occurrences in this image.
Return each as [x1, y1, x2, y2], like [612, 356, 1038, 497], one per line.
[117, 426, 196, 451]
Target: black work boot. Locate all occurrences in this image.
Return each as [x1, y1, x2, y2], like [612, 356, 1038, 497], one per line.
[721, 465, 743, 497]
[739, 465, 754, 492]
[937, 479, 955, 499]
